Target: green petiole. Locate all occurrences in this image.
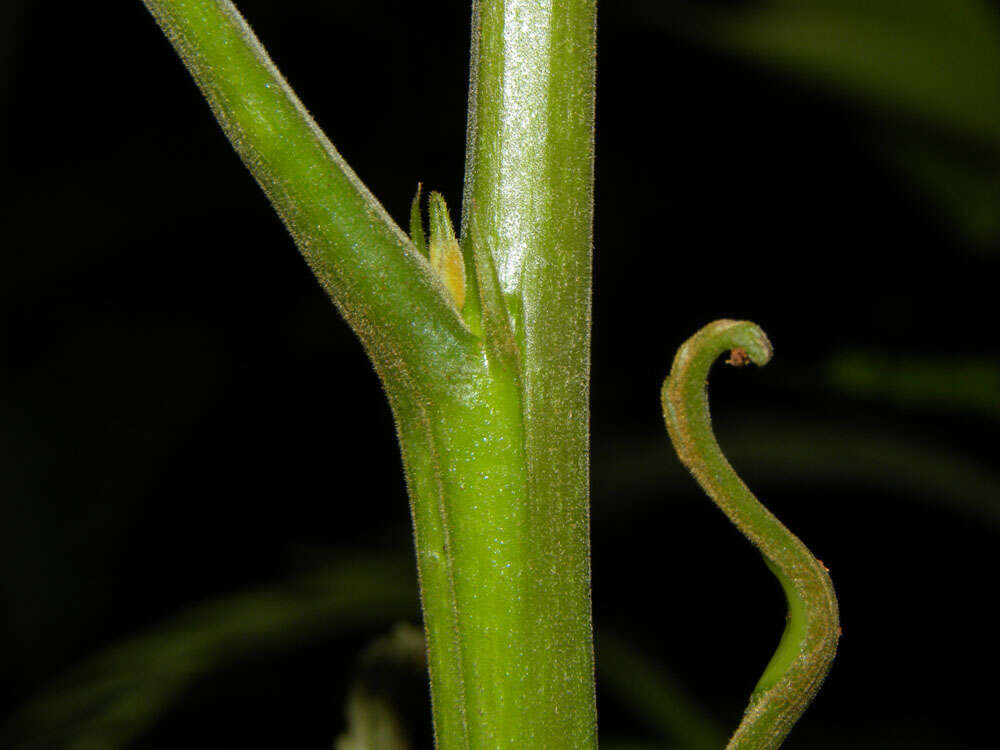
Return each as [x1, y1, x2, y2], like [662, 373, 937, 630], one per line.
[660, 320, 840, 750]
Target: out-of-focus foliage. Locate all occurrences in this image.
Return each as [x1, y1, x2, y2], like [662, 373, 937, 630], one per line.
[597, 634, 725, 750]
[649, 0, 1000, 245]
[2, 557, 419, 748]
[829, 350, 1000, 419]
[691, 0, 1000, 138]
[335, 624, 427, 750]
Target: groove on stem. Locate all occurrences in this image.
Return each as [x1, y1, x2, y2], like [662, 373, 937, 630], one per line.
[660, 320, 839, 750]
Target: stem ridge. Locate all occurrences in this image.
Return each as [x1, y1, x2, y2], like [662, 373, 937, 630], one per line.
[660, 320, 839, 750]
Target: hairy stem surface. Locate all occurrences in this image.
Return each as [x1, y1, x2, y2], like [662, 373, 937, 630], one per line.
[142, 1, 598, 747]
[451, 0, 599, 745]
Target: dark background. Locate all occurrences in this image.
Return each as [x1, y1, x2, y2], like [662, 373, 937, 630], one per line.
[3, 1, 999, 747]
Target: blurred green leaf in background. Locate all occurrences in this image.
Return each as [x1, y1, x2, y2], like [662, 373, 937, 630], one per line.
[830, 350, 1000, 417]
[656, 0, 1000, 246]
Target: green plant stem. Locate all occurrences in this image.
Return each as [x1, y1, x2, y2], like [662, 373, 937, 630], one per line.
[460, 2, 599, 744]
[141, 0, 471, 389]
[660, 320, 839, 749]
[142, 1, 598, 747]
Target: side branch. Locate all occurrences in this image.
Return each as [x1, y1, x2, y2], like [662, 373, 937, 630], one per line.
[142, 0, 476, 388]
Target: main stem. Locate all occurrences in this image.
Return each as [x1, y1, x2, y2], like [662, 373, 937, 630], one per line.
[409, 1, 599, 746]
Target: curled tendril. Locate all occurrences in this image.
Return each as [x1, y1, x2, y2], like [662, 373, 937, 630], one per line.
[661, 320, 840, 750]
